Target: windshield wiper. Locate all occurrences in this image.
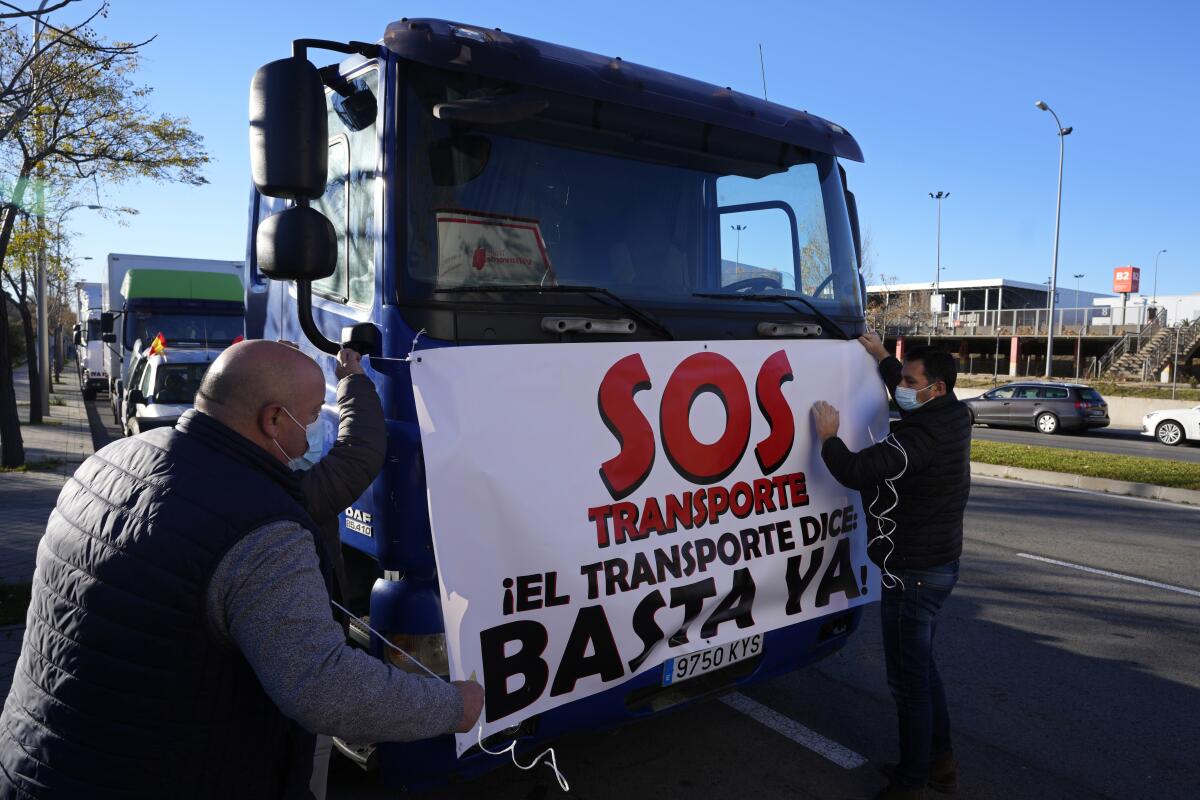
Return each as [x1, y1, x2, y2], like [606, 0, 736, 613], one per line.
[435, 284, 674, 340]
[692, 292, 850, 340]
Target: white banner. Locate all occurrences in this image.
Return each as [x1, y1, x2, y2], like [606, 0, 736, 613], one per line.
[412, 340, 888, 754]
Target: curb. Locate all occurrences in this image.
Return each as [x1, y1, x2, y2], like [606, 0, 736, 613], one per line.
[970, 462, 1200, 507]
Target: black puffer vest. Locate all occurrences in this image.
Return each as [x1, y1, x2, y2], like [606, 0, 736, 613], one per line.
[0, 410, 330, 799]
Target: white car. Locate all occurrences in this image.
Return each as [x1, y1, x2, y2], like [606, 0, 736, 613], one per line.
[121, 347, 221, 437]
[1141, 406, 1200, 446]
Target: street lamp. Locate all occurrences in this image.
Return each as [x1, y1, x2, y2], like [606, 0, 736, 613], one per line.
[1152, 248, 1167, 306]
[929, 191, 949, 315]
[730, 224, 748, 274]
[1035, 100, 1072, 378]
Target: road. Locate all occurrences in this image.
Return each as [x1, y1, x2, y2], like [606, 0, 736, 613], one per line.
[330, 478, 1200, 800]
[972, 424, 1200, 463]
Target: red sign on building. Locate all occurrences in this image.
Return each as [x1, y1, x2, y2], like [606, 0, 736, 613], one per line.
[1113, 266, 1140, 294]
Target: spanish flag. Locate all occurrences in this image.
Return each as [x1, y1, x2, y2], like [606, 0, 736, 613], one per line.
[147, 333, 167, 356]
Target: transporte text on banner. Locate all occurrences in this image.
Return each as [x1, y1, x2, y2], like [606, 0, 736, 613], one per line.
[411, 340, 888, 754]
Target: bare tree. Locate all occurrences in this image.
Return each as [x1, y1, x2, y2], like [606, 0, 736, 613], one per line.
[0, 10, 207, 467]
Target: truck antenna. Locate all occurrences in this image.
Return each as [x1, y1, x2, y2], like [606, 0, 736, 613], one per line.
[758, 43, 768, 101]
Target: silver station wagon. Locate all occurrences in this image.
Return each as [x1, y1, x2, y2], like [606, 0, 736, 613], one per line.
[965, 382, 1110, 435]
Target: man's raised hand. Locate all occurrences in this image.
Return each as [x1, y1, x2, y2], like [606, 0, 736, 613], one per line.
[334, 347, 364, 380]
[858, 331, 889, 363]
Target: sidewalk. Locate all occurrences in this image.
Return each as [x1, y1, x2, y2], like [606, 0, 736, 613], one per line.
[1, 362, 96, 694]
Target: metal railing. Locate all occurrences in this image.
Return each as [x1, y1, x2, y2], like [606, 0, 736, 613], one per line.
[871, 306, 1169, 338]
[1087, 318, 1200, 381]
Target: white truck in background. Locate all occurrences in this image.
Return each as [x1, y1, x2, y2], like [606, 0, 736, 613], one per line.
[101, 253, 245, 416]
[73, 282, 106, 400]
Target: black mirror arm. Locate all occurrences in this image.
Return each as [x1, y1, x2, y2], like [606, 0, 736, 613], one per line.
[295, 280, 340, 355]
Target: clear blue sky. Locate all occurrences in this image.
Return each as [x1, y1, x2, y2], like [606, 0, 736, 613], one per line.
[68, 0, 1198, 300]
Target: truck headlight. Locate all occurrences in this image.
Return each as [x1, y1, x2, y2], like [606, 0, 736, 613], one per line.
[385, 632, 449, 678]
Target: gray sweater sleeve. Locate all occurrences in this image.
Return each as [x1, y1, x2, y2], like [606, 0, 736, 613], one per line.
[206, 521, 463, 742]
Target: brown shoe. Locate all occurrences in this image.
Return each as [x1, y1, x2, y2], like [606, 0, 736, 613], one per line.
[879, 752, 957, 794]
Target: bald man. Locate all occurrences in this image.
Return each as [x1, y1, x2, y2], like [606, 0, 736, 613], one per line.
[0, 340, 483, 800]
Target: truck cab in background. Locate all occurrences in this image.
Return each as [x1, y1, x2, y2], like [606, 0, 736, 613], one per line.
[73, 282, 107, 400]
[101, 262, 246, 425]
[246, 18, 869, 789]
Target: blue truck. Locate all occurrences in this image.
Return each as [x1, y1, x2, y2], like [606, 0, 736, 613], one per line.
[245, 18, 870, 789]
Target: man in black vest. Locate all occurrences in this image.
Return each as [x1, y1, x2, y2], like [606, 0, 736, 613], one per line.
[811, 333, 972, 800]
[0, 340, 483, 799]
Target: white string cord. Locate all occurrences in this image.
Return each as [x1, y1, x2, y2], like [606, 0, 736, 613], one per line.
[475, 727, 571, 792]
[330, 599, 571, 790]
[404, 328, 427, 362]
[866, 428, 908, 590]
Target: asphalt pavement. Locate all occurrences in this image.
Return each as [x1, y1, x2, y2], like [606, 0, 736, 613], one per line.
[972, 423, 1200, 463]
[330, 478, 1200, 800]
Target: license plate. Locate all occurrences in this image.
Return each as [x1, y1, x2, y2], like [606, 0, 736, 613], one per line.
[662, 634, 762, 687]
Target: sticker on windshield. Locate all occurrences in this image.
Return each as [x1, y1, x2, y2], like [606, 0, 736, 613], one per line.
[435, 209, 555, 288]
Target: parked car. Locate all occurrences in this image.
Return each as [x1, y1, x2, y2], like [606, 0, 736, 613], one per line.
[120, 347, 220, 437]
[965, 382, 1109, 434]
[1141, 405, 1200, 446]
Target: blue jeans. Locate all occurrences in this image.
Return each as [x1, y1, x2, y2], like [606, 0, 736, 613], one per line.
[880, 560, 959, 789]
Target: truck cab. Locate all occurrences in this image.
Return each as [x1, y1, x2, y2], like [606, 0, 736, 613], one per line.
[247, 18, 869, 789]
[104, 268, 245, 425]
[73, 282, 107, 400]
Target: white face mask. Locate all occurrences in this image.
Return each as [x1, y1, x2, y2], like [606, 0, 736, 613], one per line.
[894, 383, 934, 411]
[273, 406, 325, 471]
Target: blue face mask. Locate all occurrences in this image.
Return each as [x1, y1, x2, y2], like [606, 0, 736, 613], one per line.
[273, 407, 326, 471]
[895, 383, 934, 412]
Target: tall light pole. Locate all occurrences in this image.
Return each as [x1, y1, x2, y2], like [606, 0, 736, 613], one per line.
[730, 224, 747, 274]
[1073, 273, 1085, 378]
[1152, 248, 1167, 306]
[929, 191, 949, 319]
[1035, 100, 1072, 378]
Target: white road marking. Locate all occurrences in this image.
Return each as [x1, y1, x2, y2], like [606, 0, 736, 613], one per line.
[1016, 553, 1200, 599]
[973, 475, 1200, 511]
[720, 692, 866, 769]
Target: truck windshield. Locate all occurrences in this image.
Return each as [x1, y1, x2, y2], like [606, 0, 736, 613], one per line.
[152, 363, 210, 405]
[125, 312, 243, 350]
[401, 65, 862, 323]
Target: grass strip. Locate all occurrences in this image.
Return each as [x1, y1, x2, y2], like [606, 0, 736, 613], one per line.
[0, 583, 31, 626]
[0, 458, 65, 473]
[971, 440, 1200, 490]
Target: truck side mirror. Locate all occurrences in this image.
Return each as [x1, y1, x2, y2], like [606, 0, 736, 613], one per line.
[845, 190, 862, 269]
[249, 57, 329, 199]
[127, 388, 145, 407]
[100, 312, 114, 334]
[838, 163, 863, 271]
[73, 331, 82, 346]
[256, 206, 337, 282]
